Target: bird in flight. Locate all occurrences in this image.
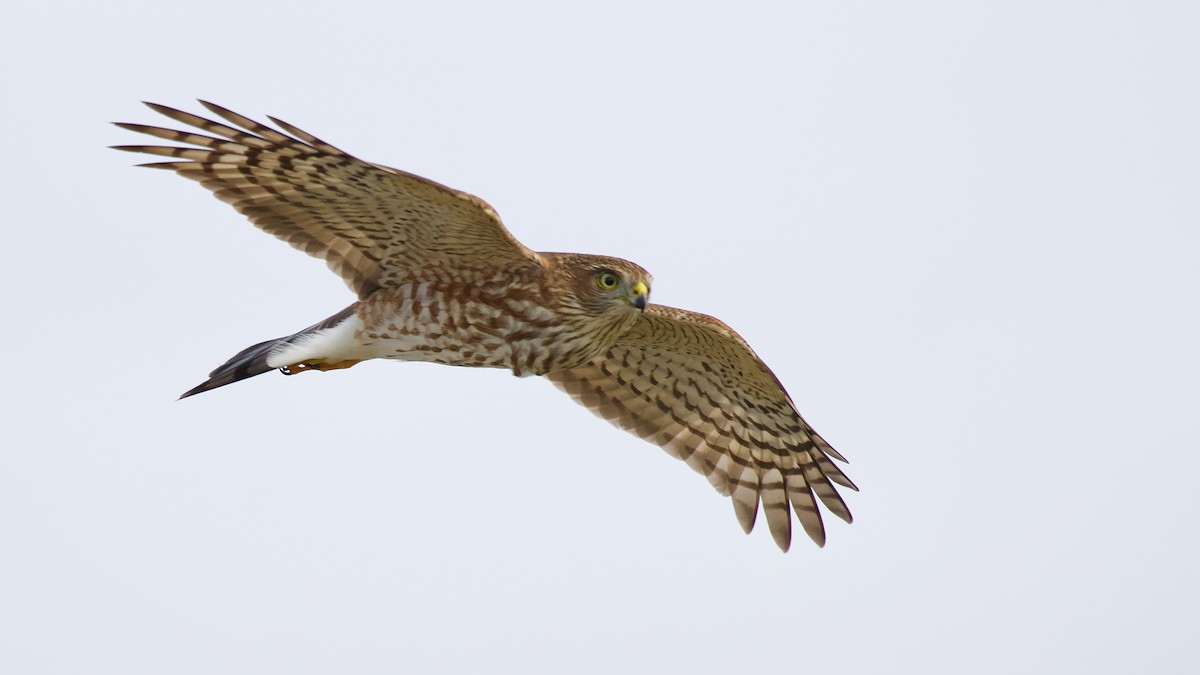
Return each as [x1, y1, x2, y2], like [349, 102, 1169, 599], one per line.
[114, 101, 856, 551]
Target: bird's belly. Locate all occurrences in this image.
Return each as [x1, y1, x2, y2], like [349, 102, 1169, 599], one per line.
[268, 278, 619, 377]
[357, 283, 551, 372]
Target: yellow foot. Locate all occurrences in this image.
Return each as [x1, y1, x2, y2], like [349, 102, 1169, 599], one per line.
[280, 360, 361, 375]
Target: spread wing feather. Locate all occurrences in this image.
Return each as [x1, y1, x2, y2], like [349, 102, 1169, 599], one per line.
[114, 101, 540, 298]
[546, 304, 855, 551]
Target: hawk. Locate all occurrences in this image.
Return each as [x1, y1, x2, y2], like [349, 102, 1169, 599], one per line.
[114, 102, 856, 551]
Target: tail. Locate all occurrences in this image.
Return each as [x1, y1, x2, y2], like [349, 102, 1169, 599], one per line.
[179, 304, 358, 399]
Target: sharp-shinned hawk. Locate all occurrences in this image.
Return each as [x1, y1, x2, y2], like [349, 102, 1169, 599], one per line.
[114, 102, 856, 551]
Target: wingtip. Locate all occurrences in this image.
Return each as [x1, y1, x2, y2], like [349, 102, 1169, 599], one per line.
[142, 101, 198, 122]
[197, 99, 232, 118]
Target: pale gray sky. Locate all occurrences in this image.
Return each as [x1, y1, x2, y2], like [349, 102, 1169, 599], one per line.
[2, 2, 1197, 673]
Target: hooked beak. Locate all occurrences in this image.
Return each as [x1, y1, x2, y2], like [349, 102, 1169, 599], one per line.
[629, 281, 649, 311]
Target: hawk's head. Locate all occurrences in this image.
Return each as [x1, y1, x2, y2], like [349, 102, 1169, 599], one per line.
[541, 253, 652, 320]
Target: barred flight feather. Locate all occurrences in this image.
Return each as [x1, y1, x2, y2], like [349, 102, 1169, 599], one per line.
[547, 304, 856, 550]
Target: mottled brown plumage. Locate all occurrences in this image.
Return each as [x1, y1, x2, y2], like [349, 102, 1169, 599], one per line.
[114, 102, 856, 550]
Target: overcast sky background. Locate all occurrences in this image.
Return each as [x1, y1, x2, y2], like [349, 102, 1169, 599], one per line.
[2, 2, 1197, 673]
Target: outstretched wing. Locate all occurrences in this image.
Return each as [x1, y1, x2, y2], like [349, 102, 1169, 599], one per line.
[114, 101, 540, 298]
[545, 304, 856, 551]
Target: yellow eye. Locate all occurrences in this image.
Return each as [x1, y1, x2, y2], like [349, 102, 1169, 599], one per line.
[597, 271, 620, 290]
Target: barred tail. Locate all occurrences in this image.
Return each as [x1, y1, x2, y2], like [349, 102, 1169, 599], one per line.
[179, 304, 358, 399]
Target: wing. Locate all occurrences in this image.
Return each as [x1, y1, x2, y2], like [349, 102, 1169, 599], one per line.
[113, 101, 540, 298]
[545, 304, 856, 551]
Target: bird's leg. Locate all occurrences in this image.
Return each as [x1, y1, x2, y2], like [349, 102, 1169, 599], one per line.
[280, 360, 360, 375]
[280, 362, 314, 375]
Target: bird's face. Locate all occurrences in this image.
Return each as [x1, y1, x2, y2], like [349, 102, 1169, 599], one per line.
[591, 264, 650, 312]
[545, 253, 652, 318]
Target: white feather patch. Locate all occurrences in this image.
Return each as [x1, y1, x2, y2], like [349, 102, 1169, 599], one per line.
[265, 315, 365, 368]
